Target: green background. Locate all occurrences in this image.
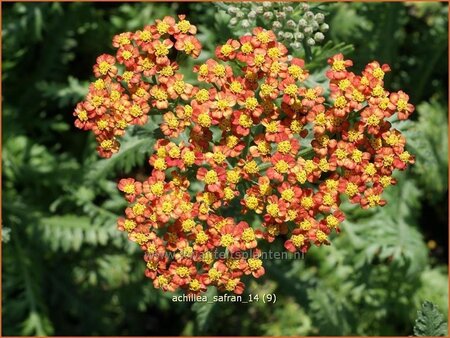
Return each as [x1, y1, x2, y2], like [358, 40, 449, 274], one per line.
[2, 2, 448, 336]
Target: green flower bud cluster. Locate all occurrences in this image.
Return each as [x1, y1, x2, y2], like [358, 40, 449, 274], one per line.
[223, 2, 328, 49]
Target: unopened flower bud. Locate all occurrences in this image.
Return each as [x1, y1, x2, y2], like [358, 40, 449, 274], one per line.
[314, 32, 325, 42]
[294, 32, 304, 40]
[307, 37, 315, 46]
[286, 19, 296, 28]
[272, 20, 282, 29]
[304, 26, 313, 35]
[304, 11, 314, 20]
[298, 18, 307, 27]
[241, 19, 250, 28]
[264, 11, 274, 20]
[290, 41, 302, 49]
[320, 23, 329, 32]
[315, 13, 325, 23]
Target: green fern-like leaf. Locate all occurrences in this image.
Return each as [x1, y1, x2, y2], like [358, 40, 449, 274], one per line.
[414, 301, 448, 336]
[86, 132, 155, 183]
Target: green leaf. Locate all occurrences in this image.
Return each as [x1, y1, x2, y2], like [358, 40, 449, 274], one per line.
[192, 287, 217, 334]
[414, 301, 448, 336]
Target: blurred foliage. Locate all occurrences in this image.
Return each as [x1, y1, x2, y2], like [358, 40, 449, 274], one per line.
[2, 2, 448, 336]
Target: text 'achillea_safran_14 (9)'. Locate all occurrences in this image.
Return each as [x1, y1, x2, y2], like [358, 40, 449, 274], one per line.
[73, 15, 415, 295]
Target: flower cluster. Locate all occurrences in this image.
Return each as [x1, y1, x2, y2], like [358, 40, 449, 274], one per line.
[223, 2, 328, 48]
[73, 15, 201, 157]
[74, 16, 415, 295]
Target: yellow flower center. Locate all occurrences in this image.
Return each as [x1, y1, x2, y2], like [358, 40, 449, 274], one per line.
[220, 44, 233, 56]
[245, 195, 259, 210]
[241, 42, 253, 54]
[373, 67, 385, 79]
[265, 121, 278, 133]
[248, 258, 262, 270]
[204, 170, 219, 185]
[239, 114, 253, 128]
[150, 182, 164, 196]
[189, 279, 201, 291]
[242, 228, 255, 242]
[256, 31, 270, 43]
[243, 160, 259, 174]
[153, 88, 167, 101]
[245, 97, 258, 110]
[257, 140, 271, 154]
[266, 203, 279, 217]
[155, 43, 169, 57]
[98, 61, 111, 75]
[173, 80, 185, 94]
[161, 201, 174, 214]
[181, 219, 195, 232]
[274, 160, 289, 174]
[334, 96, 347, 108]
[183, 151, 195, 166]
[157, 21, 170, 34]
[316, 230, 328, 242]
[367, 114, 380, 126]
[338, 79, 351, 90]
[123, 183, 135, 194]
[100, 139, 113, 150]
[176, 266, 190, 278]
[213, 64, 226, 77]
[208, 268, 221, 281]
[140, 30, 151, 42]
[221, 234, 234, 247]
[230, 81, 243, 94]
[352, 150, 363, 163]
[168, 146, 181, 158]
[397, 99, 408, 111]
[288, 65, 304, 79]
[177, 20, 191, 33]
[364, 163, 377, 176]
[226, 170, 240, 184]
[285, 84, 298, 97]
[281, 188, 295, 202]
[198, 113, 212, 128]
[122, 50, 132, 60]
[92, 95, 104, 108]
[154, 158, 167, 171]
[301, 196, 313, 209]
[132, 203, 145, 215]
[160, 66, 174, 77]
[226, 135, 239, 148]
[97, 119, 108, 130]
[123, 219, 136, 232]
[195, 89, 209, 103]
[184, 41, 195, 54]
[380, 175, 392, 187]
[195, 231, 209, 244]
[277, 140, 292, 154]
[367, 194, 381, 207]
[260, 84, 275, 97]
[332, 60, 345, 71]
[291, 234, 305, 247]
[345, 183, 358, 196]
[372, 85, 385, 97]
[299, 220, 311, 231]
[130, 104, 142, 117]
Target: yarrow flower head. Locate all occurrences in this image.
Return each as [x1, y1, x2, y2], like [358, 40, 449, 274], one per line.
[74, 16, 415, 295]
